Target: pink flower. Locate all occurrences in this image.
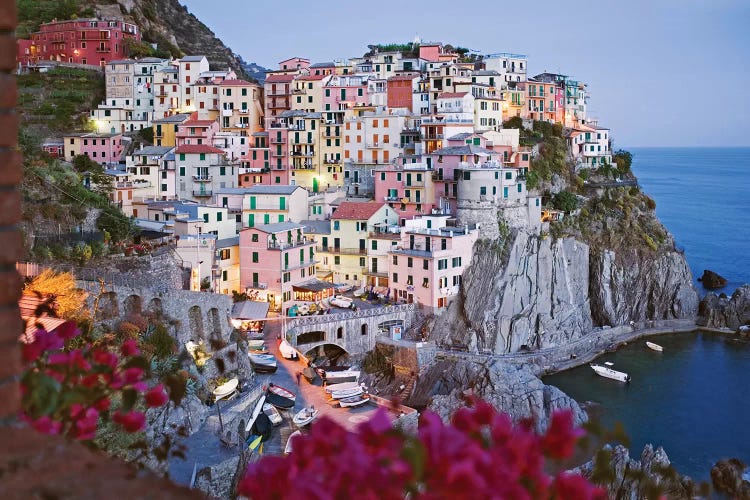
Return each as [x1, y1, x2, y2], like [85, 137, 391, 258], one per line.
[120, 339, 139, 357]
[55, 321, 80, 340]
[541, 410, 584, 460]
[121, 367, 144, 385]
[72, 408, 99, 441]
[552, 472, 607, 499]
[113, 411, 146, 433]
[144, 384, 168, 408]
[29, 415, 62, 435]
[93, 398, 111, 411]
[22, 330, 64, 362]
[92, 349, 118, 369]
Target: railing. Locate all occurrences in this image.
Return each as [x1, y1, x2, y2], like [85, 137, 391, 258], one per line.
[362, 267, 388, 278]
[267, 238, 313, 250]
[247, 282, 269, 290]
[318, 246, 366, 255]
[192, 175, 212, 182]
[192, 189, 212, 196]
[384, 195, 400, 202]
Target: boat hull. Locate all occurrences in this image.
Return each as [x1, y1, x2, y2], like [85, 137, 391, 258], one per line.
[324, 381, 360, 393]
[265, 392, 295, 409]
[339, 395, 370, 408]
[292, 408, 318, 427]
[590, 364, 630, 383]
[267, 384, 296, 401]
[329, 387, 363, 399]
[646, 341, 663, 352]
[320, 370, 360, 385]
[212, 378, 239, 400]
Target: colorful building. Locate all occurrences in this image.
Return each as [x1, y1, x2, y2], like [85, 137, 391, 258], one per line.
[63, 132, 124, 166]
[174, 144, 236, 201]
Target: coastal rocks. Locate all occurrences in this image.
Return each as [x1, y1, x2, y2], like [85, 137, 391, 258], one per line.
[432, 231, 593, 354]
[414, 359, 586, 434]
[575, 444, 697, 500]
[698, 269, 728, 289]
[711, 458, 750, 498]
[202, 343, 255, 387]
[698, 284, 750, 330]
[589, 248, 699, 327]
[194, 455, 241, 499]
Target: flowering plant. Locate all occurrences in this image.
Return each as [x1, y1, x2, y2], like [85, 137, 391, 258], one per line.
[20, 321, 174, 441]
[239, 399, 605, 499]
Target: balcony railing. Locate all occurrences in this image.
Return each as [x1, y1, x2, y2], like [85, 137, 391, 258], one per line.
[192, 175, 212, 182]
[362, 268, 388, 278]
[318, 246, 366, 255]
[267, 238, 313, 250]
[193, 189, 212, 196]
[247, 282, 269, 290]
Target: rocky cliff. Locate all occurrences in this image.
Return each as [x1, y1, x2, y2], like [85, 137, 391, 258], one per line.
[698, 284, 750, 330]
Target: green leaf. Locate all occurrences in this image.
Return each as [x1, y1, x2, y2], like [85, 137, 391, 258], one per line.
[121, 388, 137, 412]
[29, 374, 61, 417]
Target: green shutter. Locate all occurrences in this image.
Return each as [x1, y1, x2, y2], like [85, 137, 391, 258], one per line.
[179, 153, 185, 161]
[199, 153, 206, 161]
[179, 166, 185, 176]
[264, 214, 270, 224]
[280, 197, 286, 210]
[250, 196, 256, 209]
[248, 214, 254, 227]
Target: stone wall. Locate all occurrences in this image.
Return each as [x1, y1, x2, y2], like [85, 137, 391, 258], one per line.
[457, 200, 532, 241]
[288, 304, 417, 355]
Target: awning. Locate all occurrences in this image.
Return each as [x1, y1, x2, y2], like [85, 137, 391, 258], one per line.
[292, 279, 335, 293]
[231, 301, 270, 320]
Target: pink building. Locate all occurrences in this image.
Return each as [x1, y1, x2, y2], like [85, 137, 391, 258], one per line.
[264, 73, 296, 119]
[389, 217, 479, 312]
[239, 221, 316, 312]
[64, 132, 124, 165]
[323, 75, 370, 111]
[374, 163, 436, 222]
[175, 114, 220, 146]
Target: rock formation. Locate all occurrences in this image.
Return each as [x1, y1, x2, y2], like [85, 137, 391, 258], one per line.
[411, 358, 586, 433]
[698, 284, 750, 330]
[575, 444, 698, 500]
[698, 269, 728, 290]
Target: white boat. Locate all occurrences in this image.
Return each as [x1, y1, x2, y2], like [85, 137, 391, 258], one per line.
[249, 353, 277, 372]
[322, 370, 360, 385]
[279, 340, 298, 360]
[212, 378, 239, 400]
[285, 430, 302, 455]
[338, 394, 370, 408]
[330, 295, 353, 309]
[590, 363, 631, 383]
[267, 383, 296, 401]
[646, 341, 663, 352]
[324, 381, 360, 394]
[292, 407, 319, 427]
[262, 403, 283, 426]
[329, 386, 364, 399]
[244, 394, 267, 432]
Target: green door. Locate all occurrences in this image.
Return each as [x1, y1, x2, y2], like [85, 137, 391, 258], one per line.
[250, 196, 256, 209]
[279, 197, 286, 210]
[312, 177, 319, 193]
[248, 214, 254, 227]
[264, 214, 270, 224]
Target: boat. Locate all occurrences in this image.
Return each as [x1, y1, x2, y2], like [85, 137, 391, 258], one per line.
[590, 363, 631, 383]
[249, 353, 277, 373]
[248, 339, 266, 350]
[279, 340, 298, 360]
[292, 407, 319, 427]
[324, 381, 360, 394]
[248, 344, 269, 354]
[321, 369, 360, 385]
[329, 386, 364, 399]
[244, 394, 267, 432]
[645, 341, 663, 352]
[212, 378, 239, 400]
[334, 283, 353, 293]
[330, 295, 353, 309]
[267, 383, 296, 401]
[338, 394, 370, 408]
[265, 392, 295, 409]
[301, 366, 317, 382]
[285, 430, 302, 455]
[262, 403, 283, 426]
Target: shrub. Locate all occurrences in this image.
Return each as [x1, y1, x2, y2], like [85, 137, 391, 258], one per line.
[552, 191, 578, 213]
[141, 324, 177, 360]
[645, 196, 656, 210]
[117, 321, 141, 340]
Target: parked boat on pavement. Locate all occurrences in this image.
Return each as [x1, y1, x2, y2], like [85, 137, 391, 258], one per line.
[265, 392, 295, 409]
[324, 381, 360, 394]
[212, 378, 239, 401]
[292, 407, 319, 427]
[267, 383, 296, 401]
[322, 370, 360, 385]
[279, 340, 298, 360]
[244, 394, 266, 433]
[329, 386, 364, 399]
[249, 353, 277, 373]
[338, 394, 370, 408]
[262, 403, 283, 426]
[590, 363, 631, 383]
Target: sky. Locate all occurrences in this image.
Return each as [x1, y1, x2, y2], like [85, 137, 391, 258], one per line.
[180, 0, 749, 147]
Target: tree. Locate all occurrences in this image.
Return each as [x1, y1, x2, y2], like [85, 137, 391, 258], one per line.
[97, 206, 137, 242]
[503, 116, 524, 130]
[137, 126, 154, 145]
[552, 191, 578, 213]
[72, 154, 103, 174]
[25, 269, 89, 320]
[613, 150, 633, 175]
[124, 39, 156, 59]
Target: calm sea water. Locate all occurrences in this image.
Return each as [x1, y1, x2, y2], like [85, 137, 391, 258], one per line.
[630, 147, 750, 293]
[545, 332, 750, 481]
[545, 148, 750, 481]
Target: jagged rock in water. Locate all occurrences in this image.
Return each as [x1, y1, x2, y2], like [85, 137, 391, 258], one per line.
[575, 444, 697, 500]
[711, 458, 750, 498]
[415, 359, 585, 434]
[698, 269, 728, 290]
[433, 231, 593, 353]
[698, 284, 750, 330]
[194, 455, 241, 499]
[589, 248, 698, 327]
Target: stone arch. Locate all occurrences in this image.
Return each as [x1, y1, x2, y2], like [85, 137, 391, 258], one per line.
[97, 291, 119, 320]
[188, 305, 204, 341]
[301, 343, 349, 362]
[207, 307, 222, 341]
[297, 330, 325, 346]
[123, 294, 143, 318]
[361, 323, 368, 336]
[146, 297, 163, 320]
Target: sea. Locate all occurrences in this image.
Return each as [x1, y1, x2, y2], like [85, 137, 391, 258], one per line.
[546, 148, 750, 482]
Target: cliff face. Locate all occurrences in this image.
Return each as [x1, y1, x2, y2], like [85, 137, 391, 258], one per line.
[432, 227, 698, 354]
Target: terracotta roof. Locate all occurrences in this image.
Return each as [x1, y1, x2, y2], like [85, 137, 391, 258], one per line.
[264, 73, 296, 83]
[297, 74, 328, 81]
[438, 92, 469, 99]
[219, 79, 256, 86]
[182, 119, 216, 127]
[331, 201, 385, 220]
[175, 145, 225, 155]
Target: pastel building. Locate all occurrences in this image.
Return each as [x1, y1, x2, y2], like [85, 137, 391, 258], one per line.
[153, 66, 181, 120]
[177, 56, 210, 113]
[17, 18, 140, 68]
[343, 110, 407, 166]
[239, 222, 317, 311]
[374, 163, 437, 222]
[125, 145, 175, 200]
[63, 132, 124, 166]
[175, 116, 220, 146]
[219, 79, 264, 134]
[482, 53, 527, 83]
[566, 124, 611, 168]
[174, 144, 236, 201]
[264, 73, 296, 119]
[526, 79, 559, 123]
[152, 113, 191, 147]
[214, 185, 308, 231]
[389, 216, 479, 312]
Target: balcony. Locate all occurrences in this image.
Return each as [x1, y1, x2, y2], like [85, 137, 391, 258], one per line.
[192, 189, 212, 197]
[384, 195, 401, 202]
[320, 246, 366, 255]
[96, 46, 111, 53]
[267, 237, 313, 250]
[424, 134, 444, 140]
[192, 175, 212, 182]
[247, 282, 269, 290]
[362, 268, 388, 278]
[221, 109, 233, 117]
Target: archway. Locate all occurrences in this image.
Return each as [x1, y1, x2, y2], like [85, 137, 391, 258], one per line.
[361, 323, 368, 336]
[301, 343, 349, 367]
[188, 305, 204, 341]
[146, 297, 163, 320]
[207, 307, 222, 342]
[96, 291, 119, 320]
[123, 294, 143, 318]
[297, 330, 325, 346]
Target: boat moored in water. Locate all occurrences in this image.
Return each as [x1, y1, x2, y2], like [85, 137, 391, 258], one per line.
[249, 353, 277, 373]
[646, 341, 663, 352]
[590, 363, 631, 383]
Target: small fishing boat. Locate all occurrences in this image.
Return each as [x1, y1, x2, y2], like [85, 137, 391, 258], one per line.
[292, 407, 319, 427]
[324, 381, 360, 394]
[321, 369, 360, 385]
[297, 304, 310, 315]
[212, 378, 239, 401]
[279, 340, 298, 360]
[285, 430, 302, 455]
[265, 392, 295, 409]
[590, 363, 630, 383]
[249, 353, 277, 373]
[330, 295, 353, 309]
[329, 386, 364, 399]
[338, 394, 370, 408]
[244, 394, 267, 432]
[267, 383, 296, 401]
[262, 403, 283, 426]
[645, 341, 663, 352]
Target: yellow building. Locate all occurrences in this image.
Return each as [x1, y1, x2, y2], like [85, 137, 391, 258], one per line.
[152, 113, 192, 148]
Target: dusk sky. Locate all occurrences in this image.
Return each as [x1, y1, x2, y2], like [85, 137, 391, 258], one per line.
[181, 0, 749, 147]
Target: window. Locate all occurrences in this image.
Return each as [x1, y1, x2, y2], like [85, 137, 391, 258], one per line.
[422, 277, 429, 288]
[480, 186, 487, 196]
[371, 240, 377, 250]
[334, 256, 340, 265]
[423, 259, 429, 270]
[251, 233, 259, 242]
[407, 257, 413, 268]
[359, 257, 366, 267]
[452, 257, 462, 268]
[392, 273, 398, 283]
[220, 166, 226, 176]
[333, 221, 340, 230]
[392, 255, 398, 265]
[252, 252, 259, 263]
[217, 212, 223, 222]
[220, 249, 231, 260]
